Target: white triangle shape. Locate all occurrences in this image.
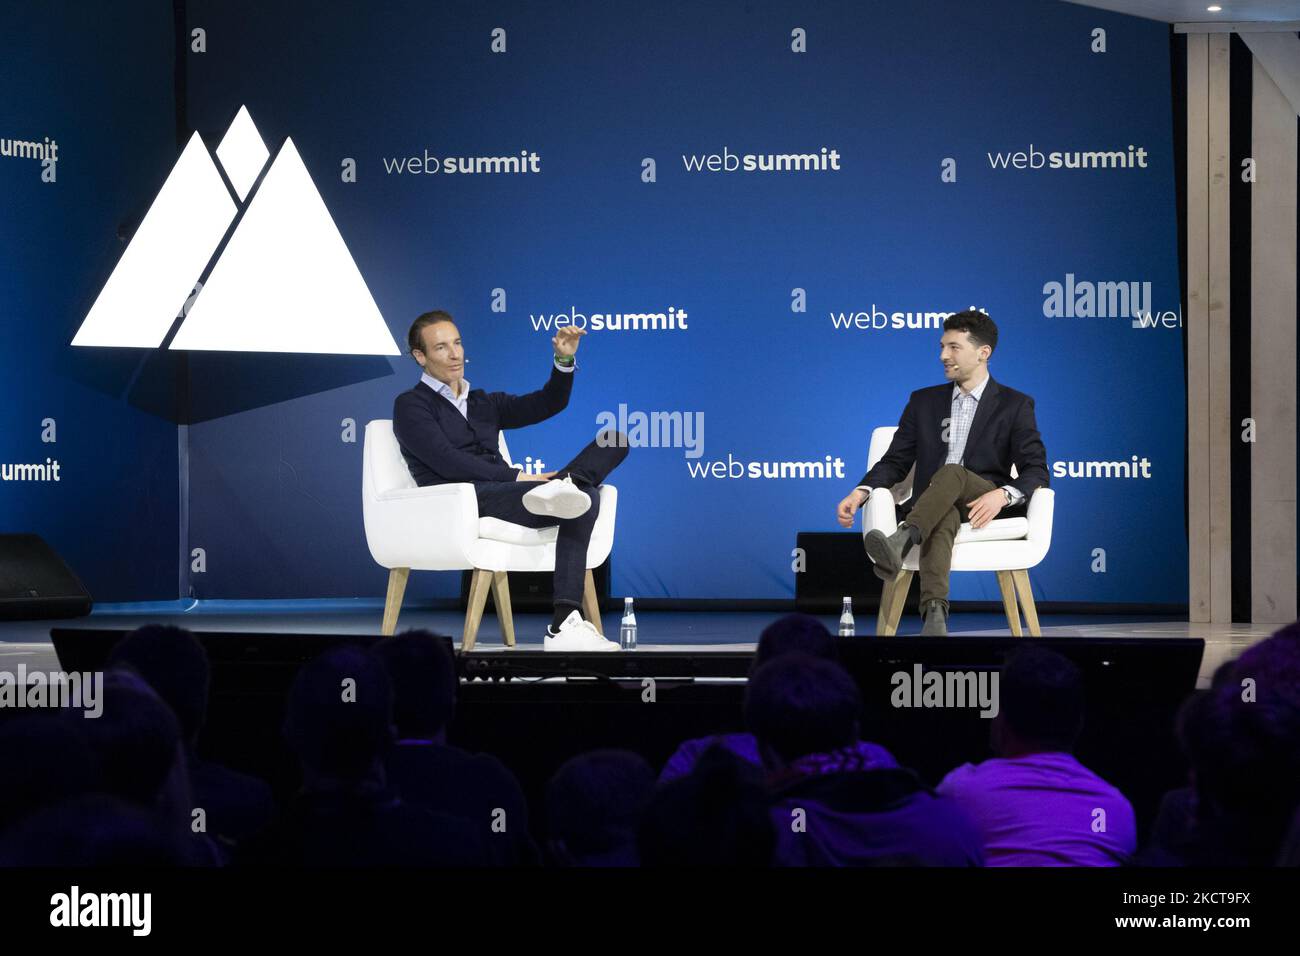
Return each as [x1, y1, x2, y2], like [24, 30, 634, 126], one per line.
[72, 132, 237, 347]
[215, 105, 269, 202]
[170, 137, 399, 355]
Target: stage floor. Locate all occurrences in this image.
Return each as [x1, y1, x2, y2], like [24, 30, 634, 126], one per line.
[0, 603, 1282, 688]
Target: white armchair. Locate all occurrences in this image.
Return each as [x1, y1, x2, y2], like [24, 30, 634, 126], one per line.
[362, 420, 617, 649]
[862, 426, 1054, 636]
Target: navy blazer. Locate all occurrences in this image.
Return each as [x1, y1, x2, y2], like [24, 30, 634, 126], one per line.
[392, 365, 574, 486]
[858, 376, 1048, 515]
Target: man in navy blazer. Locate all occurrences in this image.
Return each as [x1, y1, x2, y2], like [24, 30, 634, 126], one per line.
[392, 310, 628, 651]
[835, 310, 1048, 635]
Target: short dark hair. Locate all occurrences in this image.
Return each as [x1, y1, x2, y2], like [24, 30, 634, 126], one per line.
[943, 309, 998, 355]
[638, 745, 774, 867]
[284, 645, 393, 778]
[999, 646, 1085, 751]
[79, 670, 184, 807]
[1179, 625, 1300, 825]
[372, 629, 457, 739]
[0, 794, 200, 866]
[546, 749, 656, 859]
[0, 715, 98, 831]
[744, 653, 862, 762]
[407, 310, 455, 357]
[107, 624, 210, 744]
[754, 613, 838, 670]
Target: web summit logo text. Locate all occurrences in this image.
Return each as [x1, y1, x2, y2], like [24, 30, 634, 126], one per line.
[830, 305, 987, 331]
[382, 149, 540, 175]
[72, 106, 398, 355]
[987, 144, 1149, 171]
[682, 147, 841, 173]
[529, 306, 688, 333]
[1, 133, 59, 180]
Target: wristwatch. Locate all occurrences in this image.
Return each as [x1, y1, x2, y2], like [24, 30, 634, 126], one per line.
[1003, 488, 1013, 506]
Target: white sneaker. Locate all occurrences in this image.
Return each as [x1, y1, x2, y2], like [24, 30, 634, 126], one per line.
[544, 609, 619, 652]
[522, 475, 592, 520]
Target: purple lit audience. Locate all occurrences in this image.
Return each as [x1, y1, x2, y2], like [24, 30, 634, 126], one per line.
[935, 646, 1136, 865]
[747, 653, 983, 866]
[658, 613, 895, 783]
[0, 619, 1297, 867]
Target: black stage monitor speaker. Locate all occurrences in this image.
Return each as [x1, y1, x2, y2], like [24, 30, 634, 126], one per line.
[795, 531, 913, 615]
[0, 534, 93, 620]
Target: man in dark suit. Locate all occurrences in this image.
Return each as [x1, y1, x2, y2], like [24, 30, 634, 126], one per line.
[392, 310, 628, 651]
[835, 310, 1048, 635]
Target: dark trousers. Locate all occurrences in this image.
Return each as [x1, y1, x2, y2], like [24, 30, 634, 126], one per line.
[902, 463, 999, 609]
[473, 432, 629, 610]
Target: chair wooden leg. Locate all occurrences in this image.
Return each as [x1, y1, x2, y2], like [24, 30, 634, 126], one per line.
[876, 574, 898, 636]
[1011, 569, 1041, 636]
[881, 570, 913, 636]
[996, 569, 1023, 637]
[462, 568, 492, 651]
[381, 568, 409, 636]
[490, 571, 515, 647]
[582, 570, 603, 635]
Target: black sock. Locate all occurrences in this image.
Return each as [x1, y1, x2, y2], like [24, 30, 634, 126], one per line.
[902, 522, 922, 546]
[551, 606, 582, 630]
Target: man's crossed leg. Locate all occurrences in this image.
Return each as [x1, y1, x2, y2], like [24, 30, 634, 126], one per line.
[473, 430, 629, 649]
[863, 463, 999, 635]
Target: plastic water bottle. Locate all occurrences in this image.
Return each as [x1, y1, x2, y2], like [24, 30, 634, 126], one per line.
[620, 597, 637, 650]
[839, 596, 855, 637]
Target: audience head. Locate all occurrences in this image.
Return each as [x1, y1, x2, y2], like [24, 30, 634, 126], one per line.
[1177, 626, 1300, 859]
[546, 749, 655, 866]
[745, 653, 861, 768]
[992, 646, 1085, 756]
[639, 745, 775, 866]
[284, 644, 394, 782]
[0, 794, 200, 866]
[78, 669, 191, 819]
[0, 714, 98, 832]
[107, 624, 210, 745]
[372, 629, 457, 740]
[754, 613, 838, 671]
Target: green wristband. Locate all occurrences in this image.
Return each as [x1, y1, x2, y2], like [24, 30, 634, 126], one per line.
[554, 353, 575, 367]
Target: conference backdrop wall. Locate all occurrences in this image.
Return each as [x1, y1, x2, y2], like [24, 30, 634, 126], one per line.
[1, 0, 179, 602]
[6, 0, 1188, 606]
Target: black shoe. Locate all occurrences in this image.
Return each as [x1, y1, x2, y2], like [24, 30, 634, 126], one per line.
[864, 524, 915, 580]
[920, 599, 949, 636]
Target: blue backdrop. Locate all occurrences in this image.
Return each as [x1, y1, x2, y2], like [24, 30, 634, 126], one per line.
[1, 0, 178, 601]
[5, 0, 1188, 606]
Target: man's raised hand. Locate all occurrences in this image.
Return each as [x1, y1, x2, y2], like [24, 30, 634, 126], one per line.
[552, 326, 585, 357]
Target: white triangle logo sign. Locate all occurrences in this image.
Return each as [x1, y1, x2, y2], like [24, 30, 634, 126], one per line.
[73, 106, 400, 356]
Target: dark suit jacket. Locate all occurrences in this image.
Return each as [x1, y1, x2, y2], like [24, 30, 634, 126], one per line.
[392, 365, 573, 486]
[857, 376, 1048, 516]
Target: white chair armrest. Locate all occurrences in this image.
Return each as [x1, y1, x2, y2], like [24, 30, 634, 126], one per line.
[1025, 487, 1055, 545]
[864, 489, 898, 535]
[363, 482, 480, 570]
